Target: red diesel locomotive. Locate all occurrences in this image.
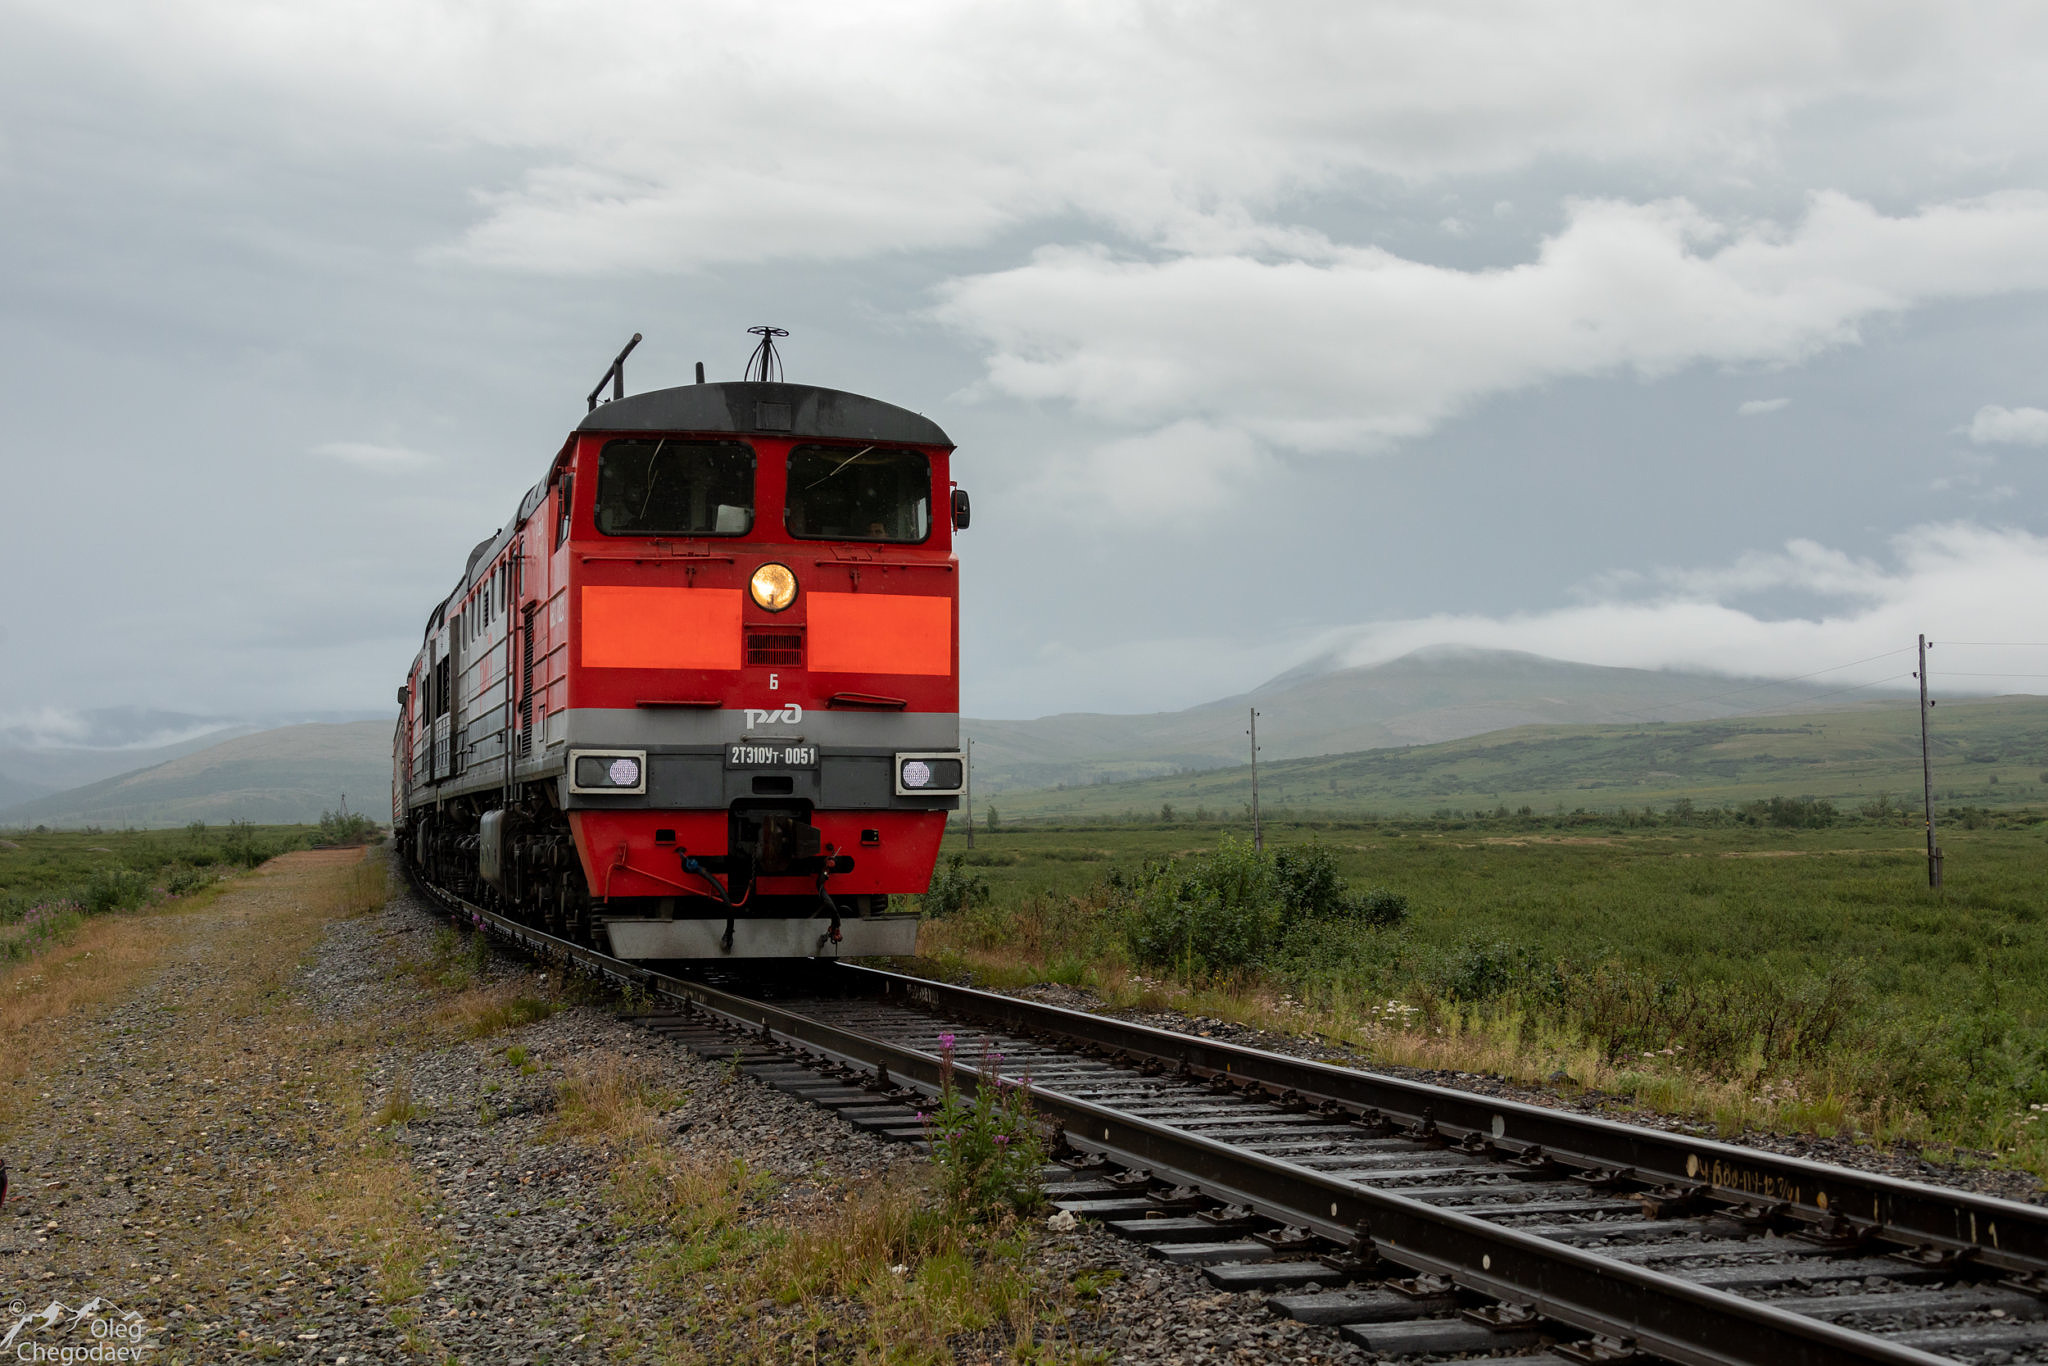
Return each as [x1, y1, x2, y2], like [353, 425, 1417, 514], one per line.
[393, 332, 967, 958]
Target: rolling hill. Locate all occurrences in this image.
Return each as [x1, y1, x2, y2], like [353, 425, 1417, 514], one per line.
[963, 647, 1849, 794]
[985, 694, 2048, 822]
[0, 707, 264, 811]
[5, 649, 2026, 829]
[0, 721, 393, 828]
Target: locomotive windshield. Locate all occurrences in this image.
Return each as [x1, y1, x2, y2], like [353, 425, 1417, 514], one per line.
[784, 446, 931, 543]
[595, 438, 754, 536]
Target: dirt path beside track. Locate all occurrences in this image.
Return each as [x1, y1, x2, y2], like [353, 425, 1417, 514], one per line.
[1, 850, 1364, 1365]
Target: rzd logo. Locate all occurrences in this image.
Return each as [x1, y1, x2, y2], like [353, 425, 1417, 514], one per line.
[743, 704, 804, 728]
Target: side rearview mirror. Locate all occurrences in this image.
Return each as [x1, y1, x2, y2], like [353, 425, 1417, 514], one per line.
[951, 487, 971, 531]
[396, 685, 410, 708]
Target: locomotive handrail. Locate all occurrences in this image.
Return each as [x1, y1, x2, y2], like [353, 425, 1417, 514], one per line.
[586, 332, 643, 411]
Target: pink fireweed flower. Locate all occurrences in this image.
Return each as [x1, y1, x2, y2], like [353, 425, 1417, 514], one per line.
[937, 1032, 957, 1051]
[993, 1134, 1009, 1146]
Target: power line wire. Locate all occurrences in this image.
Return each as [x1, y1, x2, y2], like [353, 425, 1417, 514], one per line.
[1727, 672, 1916, 712]
[1931, 671, 2048, 679]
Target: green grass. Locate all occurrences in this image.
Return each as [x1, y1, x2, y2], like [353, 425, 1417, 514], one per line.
[910, 812, 2048, 1176]
[0, 822, 313, 962]
[987, 694, 2048, 822]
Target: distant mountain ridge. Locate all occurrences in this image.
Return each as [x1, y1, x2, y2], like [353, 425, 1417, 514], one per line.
[963, 648, 1853, 794]
[0, 649, 1919, 827]
[990, 693, 2048, 821]
[0, 707, 258, 799]
[0, 721, 391, 828]
[0, 707, 383, 822]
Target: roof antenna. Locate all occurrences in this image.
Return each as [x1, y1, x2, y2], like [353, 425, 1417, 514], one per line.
[745, 325, 788, 383]
[586, 332, 642, 412]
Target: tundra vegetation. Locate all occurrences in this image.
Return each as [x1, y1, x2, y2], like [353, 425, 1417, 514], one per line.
[0, 822, 320, 964]
[916, 805, 2048, 1179]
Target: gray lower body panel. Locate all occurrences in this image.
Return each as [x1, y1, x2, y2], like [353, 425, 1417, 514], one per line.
[406, 705, 959, 813]
[603, 914, 920, 959]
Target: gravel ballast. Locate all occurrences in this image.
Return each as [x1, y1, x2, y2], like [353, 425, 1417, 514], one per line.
[1, 857, 1375, 1364]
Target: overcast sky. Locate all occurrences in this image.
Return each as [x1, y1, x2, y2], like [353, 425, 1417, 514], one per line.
[5, 0, 2048, 734]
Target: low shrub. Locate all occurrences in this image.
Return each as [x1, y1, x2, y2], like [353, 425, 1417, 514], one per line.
[1119, 837, 1276, 977]
[83, 868, 153, 915]
[1355, 886, 1410, 927]
[921, 854, 994, 918]
[313, 809, 382, 847]
[164, 866, 217, 897]
[1120, 838, 1405, 979]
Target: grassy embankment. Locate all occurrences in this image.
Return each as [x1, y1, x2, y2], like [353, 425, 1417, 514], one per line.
[984, 694, 2048, 822]
[543, 1055, 1103, 1364]
[911, 811, 2048, 1178]
[0, 819, 374, 964]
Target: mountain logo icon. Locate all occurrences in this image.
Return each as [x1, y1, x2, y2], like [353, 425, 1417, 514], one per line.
[0, 1296, 150, 1353]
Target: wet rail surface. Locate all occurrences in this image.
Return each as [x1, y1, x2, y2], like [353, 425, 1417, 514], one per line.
[409, 872, 2048, 1366]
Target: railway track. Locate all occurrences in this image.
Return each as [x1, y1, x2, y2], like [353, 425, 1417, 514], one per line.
[408, 871, 2048, 1365]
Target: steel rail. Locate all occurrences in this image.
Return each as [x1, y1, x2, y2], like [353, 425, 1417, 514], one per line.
[671, 994, 1959, 1366]
[828, 961, 2048, 1273]
[400, 873, 1986, 1366]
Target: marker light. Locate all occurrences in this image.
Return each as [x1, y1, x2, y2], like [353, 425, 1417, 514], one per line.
[895, 753, 965, 794]
[569, 750, 648, 794]
[750, 562, 797, 612]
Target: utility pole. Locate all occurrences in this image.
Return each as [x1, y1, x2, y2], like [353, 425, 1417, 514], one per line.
[964, 737, 975, 850]
[1918, 633, 1941, 889]
[1247, 708, 1262, 853]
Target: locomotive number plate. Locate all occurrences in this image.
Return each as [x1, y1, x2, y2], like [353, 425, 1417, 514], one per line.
[727, 743, 818, 768]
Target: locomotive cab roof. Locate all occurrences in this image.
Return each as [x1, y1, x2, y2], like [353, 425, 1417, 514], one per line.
[576, 381, 952, 448]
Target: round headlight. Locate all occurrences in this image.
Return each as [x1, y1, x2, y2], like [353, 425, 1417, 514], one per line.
[750, 562, 797, 612]
[608, 757, 640, 787]
[901, 760, 933, 788]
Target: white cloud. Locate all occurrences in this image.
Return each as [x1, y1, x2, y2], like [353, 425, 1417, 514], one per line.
[0, 707, 238, 752]
[1738, 397, 1791, 415]
[936, 192, 2048, 512]
[311, 441, 433, 467]
[1328, 522, 2048, 690]
[1020, 421, 1274, 523]
[16, 1, 2048, 272]
[1967, 404, 2048, 445]
[974, 521, 2048, 716]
